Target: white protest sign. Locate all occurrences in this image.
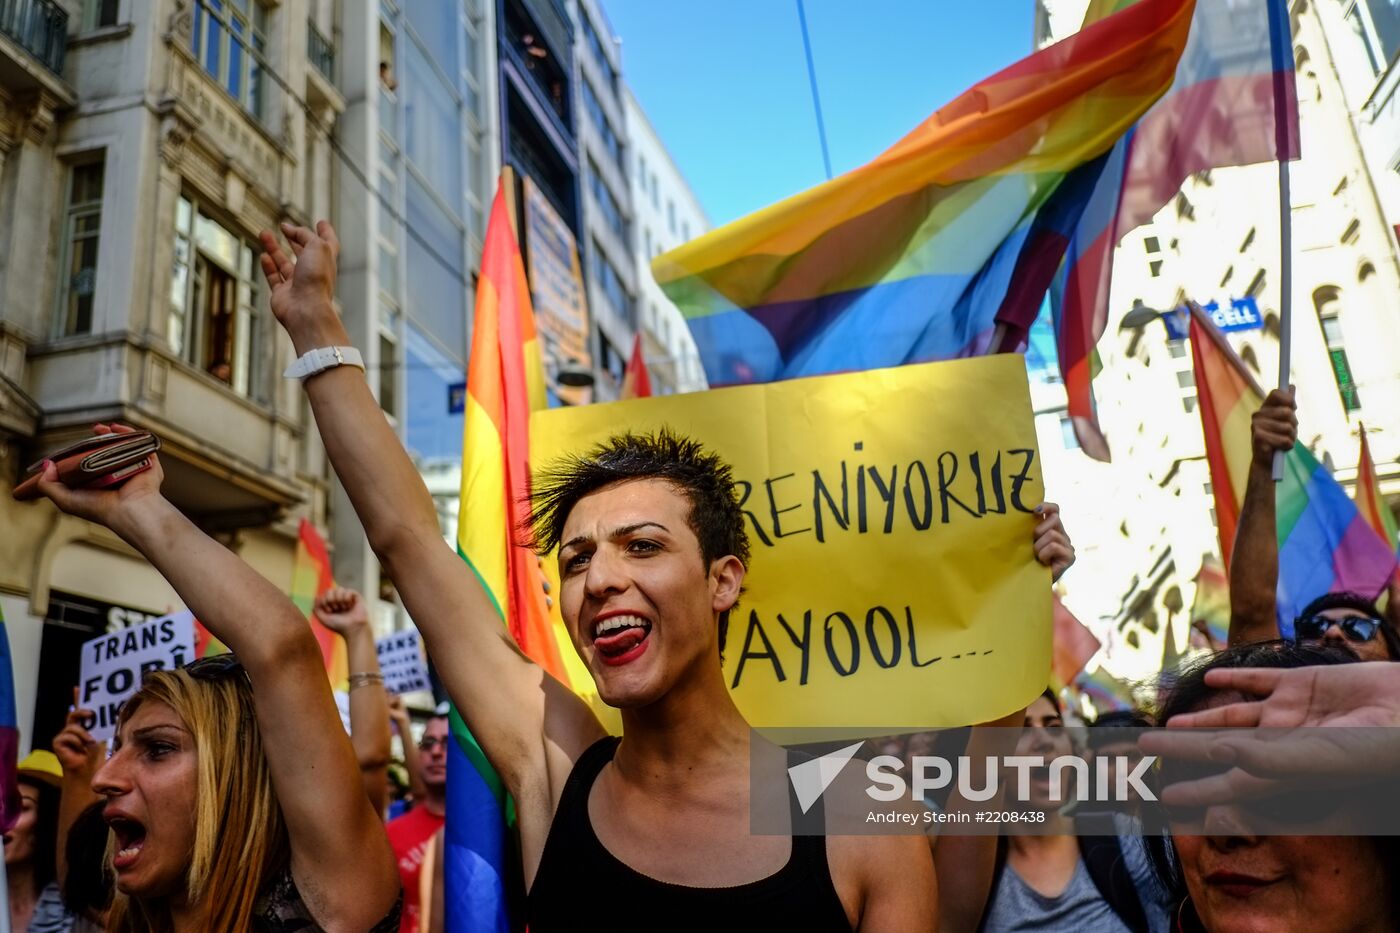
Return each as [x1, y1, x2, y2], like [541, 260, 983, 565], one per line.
[79, 610, 196, 742]
[376, 630, 431, 695]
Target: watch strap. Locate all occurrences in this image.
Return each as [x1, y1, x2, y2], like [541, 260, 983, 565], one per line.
[283, 346, 365, 380]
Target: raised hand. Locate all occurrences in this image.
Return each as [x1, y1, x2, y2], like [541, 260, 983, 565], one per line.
[1032, 502, 1075, 583]
[34, 423, 166, 532]
[53, 704, 104, 782]
[314, 586, 371, 635]
[1141, 663, 1400, 809]
[257, 220, 349, 354]
[387, 693, 410, 735]
[1250, 386, 1297, 464]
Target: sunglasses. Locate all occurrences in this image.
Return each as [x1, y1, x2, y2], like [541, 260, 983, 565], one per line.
[1292, 614, 1383, 643]
[418, 736, 449, 752]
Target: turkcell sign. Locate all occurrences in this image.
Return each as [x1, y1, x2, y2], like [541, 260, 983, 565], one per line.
[1163, 297, 1263, 339]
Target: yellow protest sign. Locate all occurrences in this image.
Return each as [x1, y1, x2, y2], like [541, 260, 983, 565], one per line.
[530, 354, 1050, 730]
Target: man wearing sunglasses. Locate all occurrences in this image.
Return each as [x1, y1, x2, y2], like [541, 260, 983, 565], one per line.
[1292, 592, 1399, 662]
[1230, 387, 1399, 655]
[385, 709, 448, 932]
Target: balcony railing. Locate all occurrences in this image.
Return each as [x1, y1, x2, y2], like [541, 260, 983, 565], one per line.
[306, 20, 334, 84]
[0, 0, 67, 77]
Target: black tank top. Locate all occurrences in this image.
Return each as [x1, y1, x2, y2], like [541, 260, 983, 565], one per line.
[527, 736, 853, 932]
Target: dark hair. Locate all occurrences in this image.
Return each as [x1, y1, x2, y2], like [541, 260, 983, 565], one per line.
[62, 800, 113, 918]
[527, 429, 751, 654]
[1084, 709, 1153, 752]
[1294, 591, 1399, 659]
[1152, 641, 1400, 920]
[16, 775, 60, 897]
[1037, 687, 1061, 714]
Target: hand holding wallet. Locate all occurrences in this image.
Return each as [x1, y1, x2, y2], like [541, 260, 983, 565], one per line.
[12, 431, 162, 501]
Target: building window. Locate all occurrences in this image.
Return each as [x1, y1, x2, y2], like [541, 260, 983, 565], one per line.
[581, 78, 622, 164]
[168, 195, 269, 401]
[1168, 341, 1187, 359]
[1176, 369, 1196, 389]
[1148, 259, 1163, 278]
[590, 239, 631, 325]
[1341, 218, 1361, 244]
[587, 159, 628, 243]
[57, 160, 105, 337]
[1175, 193, 1195, 221]
[1058, 413, 1079, 449]
[1240, 227, 1255, 252]
[667, 199, 676, 235]
[83, 0, 120, 30]
[580, 10, 618, 91]
[1220, 265, 1234, 288]
[1314, 286, 1361, 411]
[1182, 394, 1198, 413]
[1346, 0, 1400, 73]
[1245, 269, 1266, 297]
[192, 0, 269, 118]
[378, 331, 399, 416]
[1144, 236, 1161, 254]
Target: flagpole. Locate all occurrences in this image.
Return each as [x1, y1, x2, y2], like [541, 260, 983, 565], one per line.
[795, 0, 833, 182]
[1272, 155, 1292, 483]
[0, 855, 11, 933]
[1269, 0, 1295, 484]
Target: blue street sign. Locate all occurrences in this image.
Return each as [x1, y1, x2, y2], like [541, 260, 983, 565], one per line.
[448, 381, 466, 414]
[1161, 296, 1263, 340]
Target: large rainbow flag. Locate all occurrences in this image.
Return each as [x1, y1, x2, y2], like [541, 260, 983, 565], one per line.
[1355, 424, 1399, 555]
[1055, 0, 1300, 459]
[448, 174, 571, 933]
[1190, 309, 1396, 632]
[0, 605, 19, 833]
[653, 0, 1197, 387]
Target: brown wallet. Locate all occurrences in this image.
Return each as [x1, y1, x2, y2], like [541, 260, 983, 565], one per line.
[12, 432, 162, 501]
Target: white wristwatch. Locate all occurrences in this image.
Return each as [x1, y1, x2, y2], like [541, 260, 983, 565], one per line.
[283, 346, 366, 381]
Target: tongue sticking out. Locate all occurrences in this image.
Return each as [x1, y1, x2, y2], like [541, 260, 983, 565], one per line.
[595, 625, 649, 658]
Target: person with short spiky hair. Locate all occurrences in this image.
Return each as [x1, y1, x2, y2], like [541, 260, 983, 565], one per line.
[257, 220, 1076, 932]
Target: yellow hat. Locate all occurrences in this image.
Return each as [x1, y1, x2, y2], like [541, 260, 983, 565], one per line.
[17, 750, 62, 787]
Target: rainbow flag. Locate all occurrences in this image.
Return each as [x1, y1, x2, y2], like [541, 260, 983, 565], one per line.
[0, 606, 19, 833]
[654, 0, 1196, 387]
[291, 518, 347, 689]
[1190, 309, 1397, 633]
[1189, 556, 1230, 651]
[620, 333, 653, 399]
[1355, 424, 1399, 554]
[1054, 0, 1300, 459]
[1072, 665, 1135, 716]
[449, 174, 571, 933]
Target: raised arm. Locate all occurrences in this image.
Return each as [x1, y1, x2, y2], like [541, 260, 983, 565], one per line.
[1229, 389, 1296, 646]
[257, 222, 604, 801]
[52, 704, 104, 893]
[34, 439, 399, 931]
[314, 587, 391, 815]
[387, 694, 427, 803]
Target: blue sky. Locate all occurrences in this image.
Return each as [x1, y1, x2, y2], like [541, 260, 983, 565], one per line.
[604, 1, 1037, 226]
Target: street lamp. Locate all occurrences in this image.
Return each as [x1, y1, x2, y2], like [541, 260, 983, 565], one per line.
[1119, 298, 1166, 331]
[554, 360, 595, 388]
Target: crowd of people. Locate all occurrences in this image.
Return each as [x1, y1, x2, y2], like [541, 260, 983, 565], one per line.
[5, 219, 1398, 931]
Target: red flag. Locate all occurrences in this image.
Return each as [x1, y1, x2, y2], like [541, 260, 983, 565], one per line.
[620, 334, 653, 399]
[1052, 594, 1100, 688]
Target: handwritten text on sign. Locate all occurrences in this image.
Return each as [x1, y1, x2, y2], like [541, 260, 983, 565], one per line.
[531, 355, 1050, 730]
[376, 630, 431, 695]
[80, 611, 196, 742]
